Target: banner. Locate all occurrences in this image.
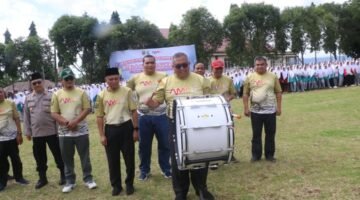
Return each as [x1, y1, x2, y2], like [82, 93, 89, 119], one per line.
[109, 45, 196, 80]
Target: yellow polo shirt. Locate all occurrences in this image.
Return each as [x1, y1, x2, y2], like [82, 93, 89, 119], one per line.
[127, 72, 167, 114]
[51, 88, 90, 136]
[95, 86, 137, 125]
[0, 99, 19, 141]
[243, 71, 282, 113]
[209, 75, 237, 97]
[153, 72, 210, 118]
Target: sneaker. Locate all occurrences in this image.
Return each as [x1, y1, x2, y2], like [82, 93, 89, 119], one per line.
[161, 171, 172, 179]
[16, 178, 29, 185]
[209, 165, 219, 170]
[85, 181, 97, 189]
[138, 173, 150, 181]
[62, 184, 75, 193]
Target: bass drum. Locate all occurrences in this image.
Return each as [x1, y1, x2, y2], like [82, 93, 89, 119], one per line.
[172, 95, 234, 170]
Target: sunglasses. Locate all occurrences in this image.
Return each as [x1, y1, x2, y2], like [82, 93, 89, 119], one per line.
[175, 63, 189, 69]
[64, 77, 74, 81]
[32, 81, 42, 86]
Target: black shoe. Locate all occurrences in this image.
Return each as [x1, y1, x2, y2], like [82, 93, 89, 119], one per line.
[7, 174, 14, 180]
[251, 157, 261, 162]
[0, 184, 5, 192]
[35, 179, 48, 189]
[199, 190, 215, 200]
[266, 157, 276, 162]
[126, 185, 134, 195]
[16, 178, 29, 185]
[112, 187, 122, 196]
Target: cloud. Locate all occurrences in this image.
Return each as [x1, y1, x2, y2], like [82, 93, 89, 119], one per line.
[0, 0, 347, 42]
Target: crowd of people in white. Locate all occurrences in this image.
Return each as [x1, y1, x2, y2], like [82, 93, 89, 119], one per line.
[6, 59, 360, 119]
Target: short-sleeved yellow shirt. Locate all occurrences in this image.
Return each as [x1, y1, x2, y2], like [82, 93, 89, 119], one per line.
[127, 72, 167, 114]
[152, 72, 210, 118]
[243, 71, 282, 114]
[95, 86, 137, 125]
[51, 88, 90, 136]
[0, 99, 19, 141]
[209, 75, 237, 97]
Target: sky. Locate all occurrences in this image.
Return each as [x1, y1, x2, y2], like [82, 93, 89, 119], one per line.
[0, 0, 348, 59]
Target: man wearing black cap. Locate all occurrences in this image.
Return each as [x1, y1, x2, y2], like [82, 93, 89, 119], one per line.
[51, 68, 97, 193]
[95, 68, 138, 196]
[23, 72, 65, 189]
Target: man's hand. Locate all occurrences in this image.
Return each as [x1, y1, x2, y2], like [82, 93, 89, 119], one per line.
[67, 120, 78, 131]
[133, 130, 139, 142]
[26, 135, 32, 141]
[276, 108, 282, 116]
[244, 108, 250, 117]
[100, 135, 107, 146]
[16, 134, 23, 145]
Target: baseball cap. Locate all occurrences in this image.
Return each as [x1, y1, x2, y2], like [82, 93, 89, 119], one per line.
[60, 68, 75, 79]
[212, 59, 224, 69]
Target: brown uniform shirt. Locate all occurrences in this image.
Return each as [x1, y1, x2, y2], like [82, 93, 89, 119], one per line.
[23, 91, 57, 137]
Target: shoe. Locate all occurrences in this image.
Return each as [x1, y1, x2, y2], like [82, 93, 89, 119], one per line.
[161, 171, 172, 179]
[16, 178, 29, 185]
[209, 165, 218, 170]
[59, 177, 66, 185]
[126, 185, 135, 195]
[35, 179, 48, 189]
[199, 189, 215, 200]
[251, 157, 260, 162]
[7, 174, 14, 180]
[0, 184, 5, 192]
[266, 157, 276, 162]
[62, 184, 75, 193]
[112, 187, 122, 196]
[85, 181, 97, 189]
[138, 172, 150, 181]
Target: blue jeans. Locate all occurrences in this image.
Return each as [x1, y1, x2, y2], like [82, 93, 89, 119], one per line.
[138, 114, 171, 174]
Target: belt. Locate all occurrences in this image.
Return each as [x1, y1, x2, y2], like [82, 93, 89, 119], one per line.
[106, 120, 131, 127]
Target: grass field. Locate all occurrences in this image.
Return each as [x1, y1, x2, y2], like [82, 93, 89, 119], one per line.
[1, 87, 360, 200]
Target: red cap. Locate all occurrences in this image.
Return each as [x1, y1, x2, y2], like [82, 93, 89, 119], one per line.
[211, 59, 224, 69]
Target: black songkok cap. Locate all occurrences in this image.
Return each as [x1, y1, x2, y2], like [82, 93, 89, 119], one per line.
[105, 68, 120, 77]
[30, 72, 42, 81]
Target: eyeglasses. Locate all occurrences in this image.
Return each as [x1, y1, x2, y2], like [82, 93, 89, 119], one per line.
[64, 77, 74, 81]
[32, 81, 42, 86]
[175, 63, 189, 69]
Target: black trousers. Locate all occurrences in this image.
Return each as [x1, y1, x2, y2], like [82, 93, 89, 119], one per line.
[168, 118, 209, 200]
[32, 135, 64, 177]
[250, 112, 276, 159]
[0, 139, 24, 187]
[104, 120, 135, 190]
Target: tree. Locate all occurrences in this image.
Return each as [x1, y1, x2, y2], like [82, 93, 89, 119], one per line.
[123, 16, 166, 49]
[316, 3, 342, 60]
[303, 3, 322, 63]
[110, 11, 121, 25]
[224, 3, 281, 65]
[339, 0, 360, 59]
[282, 7, 307, 64]
[29, 21, 38, 37]
[4, 29, 12, 44]
[50, 14, 100, 82]
[168, 7, 223, 64]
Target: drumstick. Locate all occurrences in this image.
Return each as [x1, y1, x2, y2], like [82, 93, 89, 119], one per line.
[232, 114, 242, 119]
[149, 79, 162, 99]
